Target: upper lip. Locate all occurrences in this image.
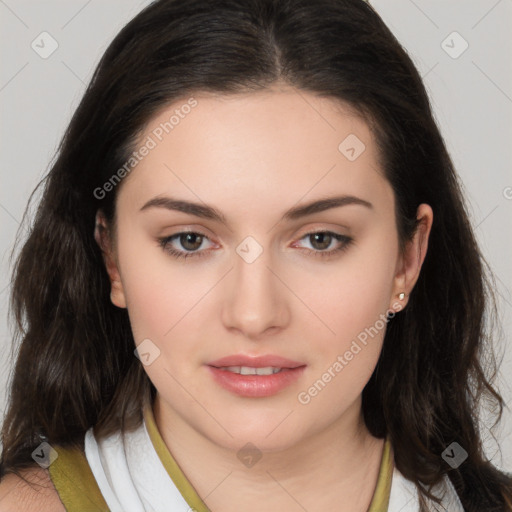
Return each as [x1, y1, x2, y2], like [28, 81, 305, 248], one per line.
[208, 354, 305, 369]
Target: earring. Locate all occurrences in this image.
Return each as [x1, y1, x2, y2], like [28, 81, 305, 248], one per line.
[398, 292, 405, 300]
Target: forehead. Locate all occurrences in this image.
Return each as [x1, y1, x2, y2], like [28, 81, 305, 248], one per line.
[116, 87, 392, 218]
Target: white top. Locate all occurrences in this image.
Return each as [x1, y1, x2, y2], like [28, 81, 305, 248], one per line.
[84, 412, 464, 512]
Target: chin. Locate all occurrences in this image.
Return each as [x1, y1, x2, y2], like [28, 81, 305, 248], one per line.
[199, 411, 308, 453]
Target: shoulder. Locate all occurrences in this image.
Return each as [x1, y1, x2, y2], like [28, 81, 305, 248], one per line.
[0, 466, 66, 512]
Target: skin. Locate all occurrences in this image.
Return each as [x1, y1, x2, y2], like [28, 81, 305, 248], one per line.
[95, 83, 433, 512]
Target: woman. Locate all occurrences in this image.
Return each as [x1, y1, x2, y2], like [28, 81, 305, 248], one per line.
[1, 0, 511, 510]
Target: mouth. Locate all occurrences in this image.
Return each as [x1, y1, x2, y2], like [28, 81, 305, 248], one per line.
[206, 354, 306, 397]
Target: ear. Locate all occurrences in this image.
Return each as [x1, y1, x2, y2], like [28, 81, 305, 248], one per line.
[389, 203, 433, 312]
[94, 210, 127, 309]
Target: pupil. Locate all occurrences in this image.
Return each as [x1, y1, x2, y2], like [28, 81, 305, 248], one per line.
[312, 233, 331, 250]
[182, 233, 202, 250]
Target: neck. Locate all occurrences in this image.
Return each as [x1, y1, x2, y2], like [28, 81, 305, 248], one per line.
[152, 394, 385, 512]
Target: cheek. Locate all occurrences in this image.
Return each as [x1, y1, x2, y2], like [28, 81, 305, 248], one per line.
[298, 237, 397, 353]
[111, 245, 168, 365]
[116, 226, 209, 337]
[295, 268, 392, 417]
[117, 239, 208, 395]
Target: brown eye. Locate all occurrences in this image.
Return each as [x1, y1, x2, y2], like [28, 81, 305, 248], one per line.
[308, 232, 334, 251]
[293, 231, 354, 259]
[179, 232, 204, 251]
[158, 231, 213, 260]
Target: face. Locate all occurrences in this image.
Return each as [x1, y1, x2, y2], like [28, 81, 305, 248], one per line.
[95, 85, 432, 452]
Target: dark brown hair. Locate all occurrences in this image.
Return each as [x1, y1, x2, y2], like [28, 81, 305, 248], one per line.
[1, 0, 511, 509]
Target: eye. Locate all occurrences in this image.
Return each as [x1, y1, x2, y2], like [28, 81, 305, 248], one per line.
[292, 231, 354, 259]
[158, 231, 214, 260]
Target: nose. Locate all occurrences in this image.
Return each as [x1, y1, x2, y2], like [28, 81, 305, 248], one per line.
[221, 245, 291, 340]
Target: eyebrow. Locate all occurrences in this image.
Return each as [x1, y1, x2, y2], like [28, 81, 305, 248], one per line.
[139, 194, 373, 224]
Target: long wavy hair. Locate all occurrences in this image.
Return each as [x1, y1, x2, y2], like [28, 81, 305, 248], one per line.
[1, 0, 511, 509]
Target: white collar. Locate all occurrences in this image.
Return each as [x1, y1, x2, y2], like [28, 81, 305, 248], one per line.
[84, 417, 191, 512]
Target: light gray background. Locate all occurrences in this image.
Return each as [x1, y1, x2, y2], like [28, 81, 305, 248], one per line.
[1, 0, 511, 470]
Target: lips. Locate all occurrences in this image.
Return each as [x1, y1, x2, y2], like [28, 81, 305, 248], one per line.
[206, 354, 306, 397]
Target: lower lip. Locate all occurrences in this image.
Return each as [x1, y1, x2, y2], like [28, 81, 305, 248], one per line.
[206, 365, 306, 397]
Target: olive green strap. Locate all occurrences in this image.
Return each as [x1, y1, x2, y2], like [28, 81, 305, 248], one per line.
[48, 444, 110, 512]
[367, 436, 394, 512]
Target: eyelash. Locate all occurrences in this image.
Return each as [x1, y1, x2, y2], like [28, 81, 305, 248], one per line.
[158, 230, 354, 260]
